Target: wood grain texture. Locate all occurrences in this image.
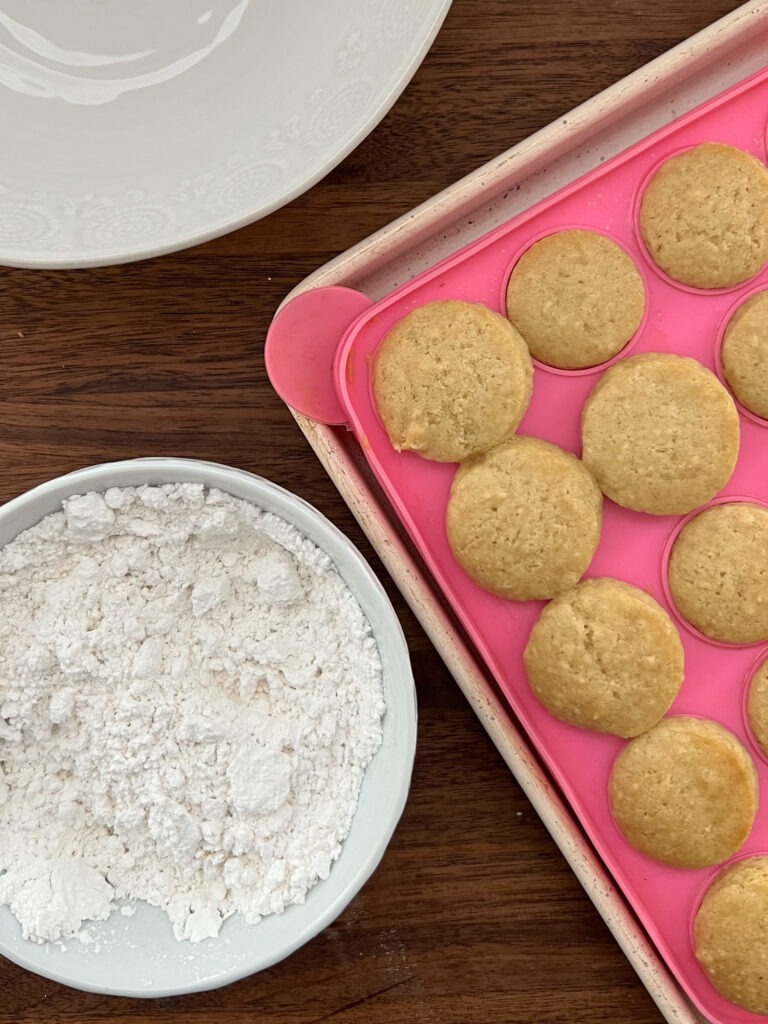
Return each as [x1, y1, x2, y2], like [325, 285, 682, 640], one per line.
[0, 2, 747, 1022]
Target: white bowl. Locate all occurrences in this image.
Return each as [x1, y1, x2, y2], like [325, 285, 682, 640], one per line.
[0, 458, 417, 996]
[0, 0, 451, 268]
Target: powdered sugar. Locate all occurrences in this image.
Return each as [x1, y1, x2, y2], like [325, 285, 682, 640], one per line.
[0, 483, 385, 945]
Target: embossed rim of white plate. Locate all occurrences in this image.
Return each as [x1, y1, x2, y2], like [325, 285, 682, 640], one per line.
[0, 458, 417, 997]
[0, 1, 452, 269]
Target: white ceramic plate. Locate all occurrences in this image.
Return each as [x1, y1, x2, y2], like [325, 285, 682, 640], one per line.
[0, 0, 451, 268]
[0, 458, 417, 996]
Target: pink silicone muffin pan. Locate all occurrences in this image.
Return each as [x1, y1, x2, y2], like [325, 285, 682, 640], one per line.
[267, 65, 768, 1023]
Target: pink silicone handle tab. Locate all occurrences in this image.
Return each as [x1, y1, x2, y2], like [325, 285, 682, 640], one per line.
[265, 286, 374, 425]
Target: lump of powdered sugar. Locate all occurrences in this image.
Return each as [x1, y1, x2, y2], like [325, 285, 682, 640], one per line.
[250, 545, 305, 604]
[64, 492, 116, 543]
[0, 483, 386, 944]
[0, 857, 114, 944]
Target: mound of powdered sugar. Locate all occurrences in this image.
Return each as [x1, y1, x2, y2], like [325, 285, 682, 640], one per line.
[0, 483, 385, 944]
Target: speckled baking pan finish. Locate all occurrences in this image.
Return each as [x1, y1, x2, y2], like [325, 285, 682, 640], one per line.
[268, 59, 768, 1024]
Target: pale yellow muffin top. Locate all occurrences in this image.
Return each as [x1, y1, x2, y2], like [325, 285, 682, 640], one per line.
[608, 716, 758, 869]
[639, 142, 768, 288]
[667, 501, 768, 645]
[372, 299, 533, 463]
[524, 577, 683, 738]
[581, 352, 740, 515]
[505, 229, 645, 369]
[721, 289, 768, 419]
[446, 435, 602, 601]
[695, 856, 768, 1015]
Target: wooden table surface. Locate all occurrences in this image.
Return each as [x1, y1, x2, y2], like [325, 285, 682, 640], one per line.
[0, 2, 750, 1022]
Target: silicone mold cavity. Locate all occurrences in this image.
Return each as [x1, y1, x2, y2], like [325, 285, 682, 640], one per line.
[661, 494, 768, 649]
[499, 224, 650, 377]
[632, 143, 768, 296]
[714, 283, 768, 428]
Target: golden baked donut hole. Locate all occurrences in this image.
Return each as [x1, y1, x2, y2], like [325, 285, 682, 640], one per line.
[446, 435, 602, 601]
[505, 229, 645, 369]
[639, 142, 768, 289]
[372, 299, 533, 463]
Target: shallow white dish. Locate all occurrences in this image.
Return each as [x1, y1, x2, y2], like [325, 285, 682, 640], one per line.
[0, 0, 451, 268]
[0, 457, 417, 997]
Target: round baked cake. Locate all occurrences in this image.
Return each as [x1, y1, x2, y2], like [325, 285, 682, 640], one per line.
[721, 289, 768, 419]
[524, 578, 683, 737]
[608, 716, 758, 869]
[695, 856, 768, 1015]
[372, 299, 533, 463]
[747, 657, 768, 758]
[667, 501, 768, 644]
[446, 436, 602, 601]
[505, 229, 645, 369]
[581, 352, 740, 515]
[639, 142, 768, 289]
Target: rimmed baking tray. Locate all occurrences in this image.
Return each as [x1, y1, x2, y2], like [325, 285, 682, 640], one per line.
[267, 4, 768, 1021]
